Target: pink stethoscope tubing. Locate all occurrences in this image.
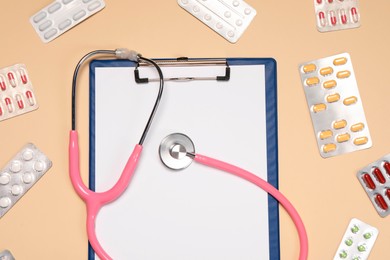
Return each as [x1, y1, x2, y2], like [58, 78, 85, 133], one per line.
[69, 131, 142, 260]
[194, 154, 309, 260]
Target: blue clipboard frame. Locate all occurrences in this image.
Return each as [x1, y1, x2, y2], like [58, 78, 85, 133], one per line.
[88, 58, 280, 260]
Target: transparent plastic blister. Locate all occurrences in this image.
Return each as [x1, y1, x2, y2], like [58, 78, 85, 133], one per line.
[357, 154, 390, 217]
[30, 0, 106, 43]
[0, 143, 52, 219]
[334, 218, 378, 260]
[177, 0, 256, 43]
[299, 53, 371, 158]
[0, 64, 38, 122]
[315, 0, 360, 32]
[0, 250, 15, 260]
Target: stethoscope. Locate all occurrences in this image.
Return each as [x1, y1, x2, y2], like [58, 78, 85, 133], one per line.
[69, 49, 308, 260]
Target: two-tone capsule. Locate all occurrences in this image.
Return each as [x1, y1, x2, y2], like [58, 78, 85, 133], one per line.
[7, 72, 16, 87]
[26, 91, 35, 106]
[340, 9, 347, 24]
[19, 69, 28, 84]
[4, 97, 13, 113]
[330, 10, 337, 25]
[318, 12, 326, 27]
[0, 75, 6, 91]
[15, 94, 24, 109]
[351, 7, 359, 23]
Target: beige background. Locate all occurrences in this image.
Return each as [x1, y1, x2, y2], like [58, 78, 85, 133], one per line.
[0, 0, 389, 259]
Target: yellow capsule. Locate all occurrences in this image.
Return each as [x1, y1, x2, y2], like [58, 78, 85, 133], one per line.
[337, 133, 351, 143]
[326, 93, 340, 103]
[351, 123, 364, 132]
[354, 137, 369, 145]
[337, 70, 351, 79]
[320, 130, 333, 140]
[333, 120, 347, 129]
[312, 103, 327, 113]
[343, 96, 358, 106]
[303, 64, 316, 73]
[333, 57, 348, 66]
[323, 80, 337, 89]
[306, 77, 320, 86]
[323, 143, 337, 153]
[320, 67, 334, 76]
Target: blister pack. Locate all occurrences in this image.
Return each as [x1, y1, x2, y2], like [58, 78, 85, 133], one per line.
[0, 144, 52, 219]
[299, 53, 371, 158]
[334, 218, 378, 260]
[0, 250, 15, 260]
[357, 154, 390, 217]
[177, 0, 256, 43]
[315, 0, 360, 32]
[30, 0, 106, 43]
[0, 64, 38, 122]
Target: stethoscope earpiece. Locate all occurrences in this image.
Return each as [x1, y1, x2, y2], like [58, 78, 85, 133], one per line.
[159, 133, 195, 170]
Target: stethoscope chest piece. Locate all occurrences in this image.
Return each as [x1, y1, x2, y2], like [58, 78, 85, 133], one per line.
[159, 133, 195, 170]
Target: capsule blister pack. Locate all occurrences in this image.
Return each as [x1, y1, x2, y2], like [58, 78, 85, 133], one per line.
[0, 250, 15, 260]
[299, 53, 371, 158]
[357, 154, 390, 217]
[0, 64, 38, 122]
[30, 0, 106, 43]
[334, 218, 378, 260]
[315, 0, 360, 32]
[177, 0, 256, 43]
[0, 144, 52, 219]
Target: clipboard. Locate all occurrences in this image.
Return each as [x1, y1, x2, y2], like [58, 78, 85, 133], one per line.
[88, 57, 279, 260]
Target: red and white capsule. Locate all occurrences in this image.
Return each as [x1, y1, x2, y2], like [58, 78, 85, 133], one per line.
[0, 105, 3, 116]
[340, 9, 347, 24]
[15, 94, 24, 109]
[7, 72, 16, 87]
[0, 75, 6, 91]
[4, 97, 13, 113]
[329, 10, 337, 26]
[319, 12, 326, 27]
[351, 7, 359, 23]
[19, 69, 28, 84]
[25, 91, 35, 106]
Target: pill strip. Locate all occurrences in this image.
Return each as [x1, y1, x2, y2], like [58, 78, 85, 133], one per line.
[333, 218, 378, 260]
[299, 53, 371, 158]
[177, 0, 256, 43]
[30, 0, 106, 43]
[0, 144, 52, 219]
[357, 154, 390, 217]
[0, 64, 39, 122]
[0, 250, 15, 260]
[315, 0, 360, 32]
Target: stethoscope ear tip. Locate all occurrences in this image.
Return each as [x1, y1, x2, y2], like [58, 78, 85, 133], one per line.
[159, 133, 195, 170]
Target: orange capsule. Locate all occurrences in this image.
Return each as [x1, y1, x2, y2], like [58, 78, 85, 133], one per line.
[303, 64, 316, 73]
[337, 70, 351, 79]
[343, 96, 358, 106]
[323, 80, 337, 89]
[354, 137, 368, 146]
[362, 173, 376, 189]
[350, 123, 364, 132]
[333, 57, 348, 66]
[306, 77, 320, 86]
[327, 93, 340, 103]
[320, 67, 333, 76]
[375, 194, 388, 210]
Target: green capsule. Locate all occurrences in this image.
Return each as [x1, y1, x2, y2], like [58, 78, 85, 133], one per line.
[363, 232, 372, 239]
[357, 244, 366, 252]
[351, 225, 359, 234]
[345, 238, 353, 246]
[339, 250, 348, 259]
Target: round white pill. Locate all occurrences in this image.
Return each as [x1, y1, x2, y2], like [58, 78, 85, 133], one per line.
[11, 185, 23, 196]
[236, 19, 243, 26]
[233, 0, 239, 7]
[204, 14, 212, 21]
[193, 6, 200, 12]
[227, 31, 235, 37]
[34, 161, 45, 172]
[224, 11, 231, 18]
[10, 161, 22, 173]
[22, 150, 34, 161]
[22, 172, 34, 184]
[0, 197, 11, 208]
[0, 173, 11, 185]
[216, 22, 223, 29]
[181, 0, 189, 4]
[244, 8, 251, 15]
